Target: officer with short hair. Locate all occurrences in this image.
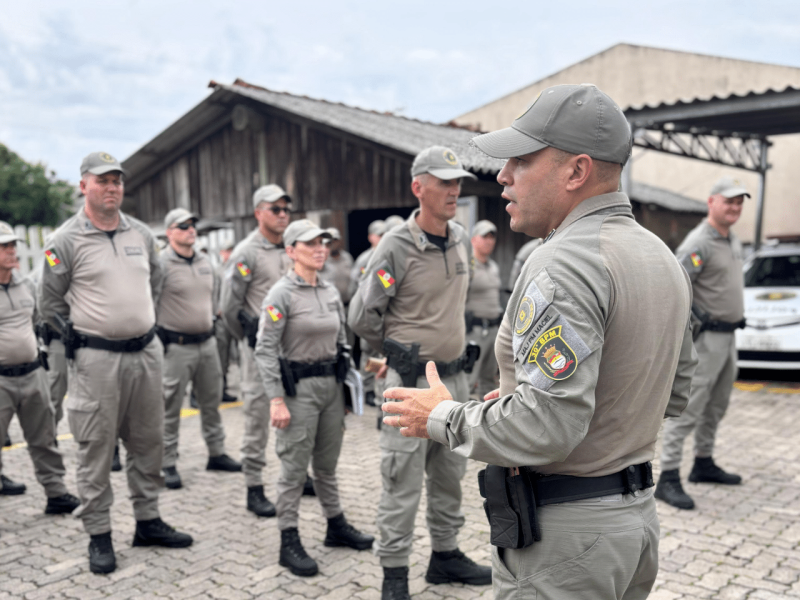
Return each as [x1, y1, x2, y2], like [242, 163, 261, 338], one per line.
[157, 208, 242, 490]
[38, 152, 193, 575]
[220, 184, 292, 517]
[349, 146, 491, 600]
[0, 221, 79, 514]
[382, 85, 697, 600]
[655, 177, 748, 510]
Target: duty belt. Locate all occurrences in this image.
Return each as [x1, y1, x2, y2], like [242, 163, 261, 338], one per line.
[0, 358, 42, 377]
[79, 327, 157, 354]
[413, 356, 467, 379]
[157, 327, 214, 346]
[467, 314, 503, 330]
[703, 318, 746, 333]
[523, 462, 654, 505]
[288, 359, 337, 381]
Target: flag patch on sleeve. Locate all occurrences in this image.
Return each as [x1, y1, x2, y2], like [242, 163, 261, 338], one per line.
[690, 253, 703, 268]
[266, 305, 283, 322]
[377, 268, 395, 289]
[237, 261, 251, 277]
[45, 250, 60, 267]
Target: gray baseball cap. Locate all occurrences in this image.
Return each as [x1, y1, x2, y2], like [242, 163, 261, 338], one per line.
[0, 221, 21, 244]
[164, 208, 198, 229]
[472, 84, 632, 165]
[710, 177, 751, 199]
[368, 220, 387, 236]
[411, 146, 477, 181]
[384, 215, 405, 230]
[80, 152, 125, 176]
[326, 227, 342, 241]
[471, 220, 497, 237]
[284, 219, 332, 246]
[253, 184, 291, 208]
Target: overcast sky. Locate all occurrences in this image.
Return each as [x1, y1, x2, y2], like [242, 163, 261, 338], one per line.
[1, 0, 799, 184]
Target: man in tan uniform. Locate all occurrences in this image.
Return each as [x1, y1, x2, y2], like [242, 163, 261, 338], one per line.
[214, 241, 237, 403]
[0, 221, 79, 513]
[157, 208, 241, 490]
[38, 152, 193, 575]
[655, 177, 748, 510]
[320, 227, 354, 305]
[220, 184, 292, 517]
[349, 146, 491, 600]
[465, 220, 503, 400]
[383, 85, 698, 600]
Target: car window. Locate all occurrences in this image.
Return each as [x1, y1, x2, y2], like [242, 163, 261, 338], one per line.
[745, 254, 800, 287]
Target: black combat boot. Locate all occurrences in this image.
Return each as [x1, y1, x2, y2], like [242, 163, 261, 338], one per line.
[324, 513, 375, 550]
[206, 454, 242, 472]
[89, 532, 116, 574]
[0, 474, 26, 495]
[163, 466, 182, 489]
[279, 527, 318, 576]
[654, 469, 695, 509]
[111, 445, 122, 472]
[382, 566, 411, 600]
[132, 517, 193, 548]
[303, 474, 316, 496]
[425, 548, 492, 585]
[45, 493, 80, 515]
[365, 391, 376, 407]
[3, 435, 11, 447]
[246, 485, 276, 517]
[221, 377, 237, 403]
[688, 457, 742, 485]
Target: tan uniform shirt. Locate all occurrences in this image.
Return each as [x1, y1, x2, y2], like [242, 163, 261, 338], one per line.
[39, 208, 163, 339]
[676, 219, 745, 322]
[349, 210, 472, 363]
[428, 193, 698, 477]
[349, 247, 374, 301]
[254, 272, 346, 399]
[320, 250, 354, 304]
[220, 228, 291, 340]
[0, 272, 38, 365]
[466, 258, 502, 320]
[156, 246, 215, 334]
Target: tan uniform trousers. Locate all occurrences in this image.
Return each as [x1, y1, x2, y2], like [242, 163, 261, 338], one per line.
[0, 368, 68, 497]
[162, 337, 225, 468]
[491, 489, 659, 600]
[214, 318, 234, 383]
[466, 323, 499, 400]
[376, 367, 468, 567]
[661, 331, 736, 471]
[67, 339, 164, 535]
[275, 375, 345, 530]
[239, 340, 271, 487]
[47, 338, 68, 426]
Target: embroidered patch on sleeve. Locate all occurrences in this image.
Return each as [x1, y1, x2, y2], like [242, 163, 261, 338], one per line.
[44, 249, 61, 267]
[529, 325, 578, 380]
[377, 268, 395, 289]
[236, 261, 251, 277]
[266, 305, 283, 322]
[518, 314, 592, 392]
[690, 252, 703, 268]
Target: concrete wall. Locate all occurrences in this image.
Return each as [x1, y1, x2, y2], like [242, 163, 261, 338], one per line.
[453, 44, 800, 243]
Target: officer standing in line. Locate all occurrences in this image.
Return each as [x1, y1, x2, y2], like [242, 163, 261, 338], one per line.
[506, 237, 542, 292]
[214, 241, 237, 403]
[255, 219, 374, 577]
[319, 227, 354, 305]
[156, 208, 242, 490]
[383, 214, 406, 233]
[465, 220, 503, 401]
[349, 146, 491, 600]
[382, 85, 698, 600]
[655, 177, 748, 510]
[0, 221, 80, 513]
[220, 184, 292, 518]
[38, 152, 193, 575]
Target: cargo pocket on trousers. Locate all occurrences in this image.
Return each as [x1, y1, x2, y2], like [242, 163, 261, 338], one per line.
[65, 368, 102, 442]
[275, 427, 310, 474]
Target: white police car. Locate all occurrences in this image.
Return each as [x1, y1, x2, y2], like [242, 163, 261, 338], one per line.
[736, 243, 800, 369]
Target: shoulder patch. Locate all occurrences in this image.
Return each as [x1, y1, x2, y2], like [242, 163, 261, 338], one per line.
[236, 261, 251, 277]
[528, 325, 578, 381]
[376, 268, 395, 289]
[690, 252, 703, 268]
[266, 305, 283, 322]
[44, 249, 61, 267]
[514, 295, 536, 335]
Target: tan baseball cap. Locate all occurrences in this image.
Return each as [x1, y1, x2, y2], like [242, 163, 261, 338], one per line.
[411, 146, 477, 181]
[368, 220, 387, 236]
[384, 215, 405, 230]
[710, 177, 751, 199]
[253, 184, 291, 208]
[0, 221, 21, 244]
[472, 84, 632, 165]
[164, 208, 198, 229]
[471, 220, 497, 237]
[284, 219, 332, 246]
[80, 152, 125, 176]
[326, 227, 342, 241]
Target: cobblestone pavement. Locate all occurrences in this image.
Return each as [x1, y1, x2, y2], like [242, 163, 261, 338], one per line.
[1, 375, 798, 599]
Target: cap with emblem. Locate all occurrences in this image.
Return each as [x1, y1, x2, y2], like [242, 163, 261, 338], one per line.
[284, 220, 332, 247]
[80, 152, 125, 176]
[472, 84, 632, 165]
[164, 208, 198, 229]
[411, 146, 477, 181]
[471, 220, 497, 238]
[710, 177, 751, 199]
[0, 221, 21, 244]
[253, 184, 291, 208]
[384, 215, 405, 231]
[368, 220, 387, 236]
[326, 227, 341, 241]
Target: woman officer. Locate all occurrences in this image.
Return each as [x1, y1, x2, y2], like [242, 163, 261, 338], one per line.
[254, 219, 374, 577]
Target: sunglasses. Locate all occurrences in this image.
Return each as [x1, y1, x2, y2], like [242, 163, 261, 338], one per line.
[266, 206, 292, 215]
[174, 221, 196, 230]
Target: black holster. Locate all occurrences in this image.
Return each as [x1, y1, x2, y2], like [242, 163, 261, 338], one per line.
[382, 338, 420, 388]
[336, 344, 351, 384]
[463, 341, 481, 374]
[279, 357, 298, 398]
[54, 314, 81, 360]
[238, 310, 259, 349]
[478, 465, 541, 549]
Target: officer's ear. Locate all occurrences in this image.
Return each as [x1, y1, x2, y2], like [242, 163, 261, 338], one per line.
[564, 154, 593, 192]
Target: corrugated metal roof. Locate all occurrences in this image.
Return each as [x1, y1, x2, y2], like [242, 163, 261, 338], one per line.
[629, 181, 707, 214]
[626, 85, 800, 111]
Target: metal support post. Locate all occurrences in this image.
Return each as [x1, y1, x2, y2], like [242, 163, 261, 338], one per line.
[753, 139, 770, 251]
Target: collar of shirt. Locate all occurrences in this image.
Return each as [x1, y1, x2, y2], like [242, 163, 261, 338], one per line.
[76, 206, 131, 235]
[257, 230, 284, 250]
[164, 245, 201, 264]
[701, 219, 733, 242]
[406, 208, 463, 252]
[288, 271, 330, 288]
[553, 192, 634, 237]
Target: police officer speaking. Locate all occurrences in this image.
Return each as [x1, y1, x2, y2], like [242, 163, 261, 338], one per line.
[382, 85, 698, 600]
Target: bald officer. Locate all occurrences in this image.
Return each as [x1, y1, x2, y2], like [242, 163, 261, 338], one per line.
[220, 184, 292, 517]
[655, 177, 748, 510]
[382, 85, 697, 600]
[349, 146, 491, 600]
[156, 208, 241, 490]
[38, 152, 193, 575]
[0, 221, 79, 513]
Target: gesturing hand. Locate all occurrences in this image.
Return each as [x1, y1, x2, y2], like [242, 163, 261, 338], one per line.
[381, 362, 453, 438]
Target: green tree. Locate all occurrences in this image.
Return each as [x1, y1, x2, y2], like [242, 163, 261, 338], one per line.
[0, 143, 75, 227]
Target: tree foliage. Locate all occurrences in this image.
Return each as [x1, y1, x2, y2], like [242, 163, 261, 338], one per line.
[0, 143, 75, 227]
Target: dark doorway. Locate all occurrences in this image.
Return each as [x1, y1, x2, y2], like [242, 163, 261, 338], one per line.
[346, 206, 415, 259]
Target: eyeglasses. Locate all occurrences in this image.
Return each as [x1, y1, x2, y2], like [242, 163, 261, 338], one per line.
[267, 206, 292, 215]
[174, 221, 196, 231]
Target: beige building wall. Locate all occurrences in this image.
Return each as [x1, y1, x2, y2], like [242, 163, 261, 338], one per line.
[454, 44, 800, 243]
